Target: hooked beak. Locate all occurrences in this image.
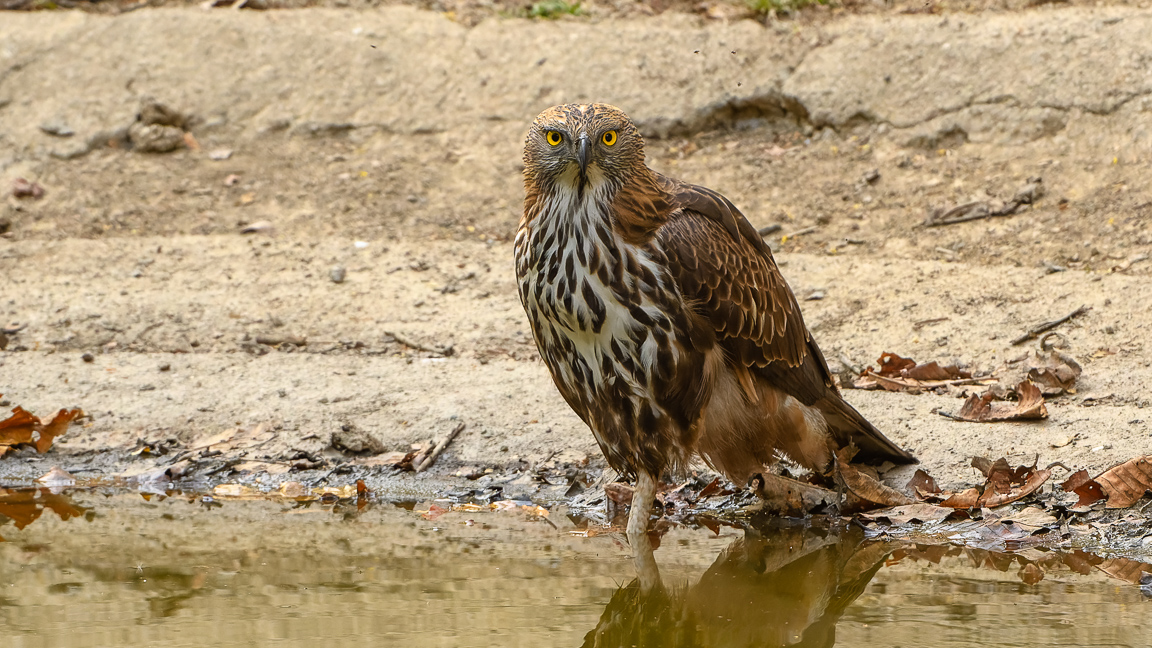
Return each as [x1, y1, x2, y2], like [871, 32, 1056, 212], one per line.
[577, 133, 590, 177]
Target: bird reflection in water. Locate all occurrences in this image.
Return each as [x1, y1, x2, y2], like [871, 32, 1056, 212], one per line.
[584, 524, 890, 648]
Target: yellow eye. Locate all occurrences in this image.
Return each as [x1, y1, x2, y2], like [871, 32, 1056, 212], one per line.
[602, 130, 617, 146]
[546, 131, 562, 146]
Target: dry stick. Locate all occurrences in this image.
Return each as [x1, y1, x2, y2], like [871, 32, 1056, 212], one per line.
[784, 225, 819, 239]
[385, 330, 453, 356]
[934, 408, 965, 421]
[912, 316, 951, 330]
[924, 187, 1038, 227]
[864, 372, 994, 391]
[1010, 305, 1091, 346]
[414, 422, 466, 473]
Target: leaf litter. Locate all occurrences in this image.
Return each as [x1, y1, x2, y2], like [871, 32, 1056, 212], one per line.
[946, 379, 1049, 422]
[1060, 456, 1152, 509]
[853, 352, 991, 393]
[0, 395, 84, 458]
[849, 340, 1085, 425]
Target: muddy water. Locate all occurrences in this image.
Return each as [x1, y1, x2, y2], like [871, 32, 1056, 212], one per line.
[1, 488, 1149, 648]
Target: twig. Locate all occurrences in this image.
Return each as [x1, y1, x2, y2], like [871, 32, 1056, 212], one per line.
[1010, 305, 1091, 346]
[934, 408, 965, 421]
[924, 178, 1044, 227]
[783, 225, 818, 239]
[912, 316, 950, 330]
[414, 422, 466, 473]
[385, 330, 454, 356]
[863, 372, 994, 390]
[925, 202, 993, 227]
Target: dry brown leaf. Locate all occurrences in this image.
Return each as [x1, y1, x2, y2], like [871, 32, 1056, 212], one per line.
[1094, 455, 1152, 508]
[1060, 469, 1106, 507]
[938, 457, 1051, 508]
[34, 408, 83, 453]
[0, 407, 37, 448]
[939, 487, 981, 509]
[981, 467, 1051, 507]
[875, 352, 917, 377]
[0, 399, 83, 457]
[835, 448, 913, 509]
[954, 380, 1047, 422]
[855, 352, 984, 392]
[1027, 350, 1082, 396]
[904, 361, 972, 381]
[907, 468, 941, 499]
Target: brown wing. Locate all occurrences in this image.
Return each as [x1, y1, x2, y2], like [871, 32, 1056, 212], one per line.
[655, 174, 915, 464]
[656, 175, 817, 385]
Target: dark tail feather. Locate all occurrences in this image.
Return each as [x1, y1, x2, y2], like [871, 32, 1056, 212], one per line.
[817, 393, 916, 465]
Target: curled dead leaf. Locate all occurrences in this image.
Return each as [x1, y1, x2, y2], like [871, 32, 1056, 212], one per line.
[1060, 469, 1105, 507]
[0, 398, 83, 457]
[939, 487, 981, 509]
[835, 447, 913, 510]
[906, 468, 941, 499]
[951, 380, 1047, 422]
[937, 457, 1051, 509]
[1094, 455, 1152, 509]
[854, 352, 986, 393]
[1027, 350, 1082, 396]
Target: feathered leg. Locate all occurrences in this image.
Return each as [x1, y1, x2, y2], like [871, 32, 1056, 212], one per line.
[627, 469, 661, 590]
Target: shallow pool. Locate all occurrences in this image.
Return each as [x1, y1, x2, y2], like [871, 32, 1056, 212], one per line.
[1, 487, 1148, 647]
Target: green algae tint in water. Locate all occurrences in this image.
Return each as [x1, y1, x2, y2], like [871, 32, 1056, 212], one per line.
[0, 489, 1149, 647]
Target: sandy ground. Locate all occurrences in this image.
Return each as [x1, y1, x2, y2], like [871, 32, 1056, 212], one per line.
[2, 2, 1151, 500]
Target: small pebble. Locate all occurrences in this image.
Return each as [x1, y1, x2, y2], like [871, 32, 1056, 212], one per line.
[159, 363, 171, 372]
[330, 266, 346, 283]
[208, 148, 233, 161]
[39, 121, 75, 137]
[81, 352, 94, 363]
